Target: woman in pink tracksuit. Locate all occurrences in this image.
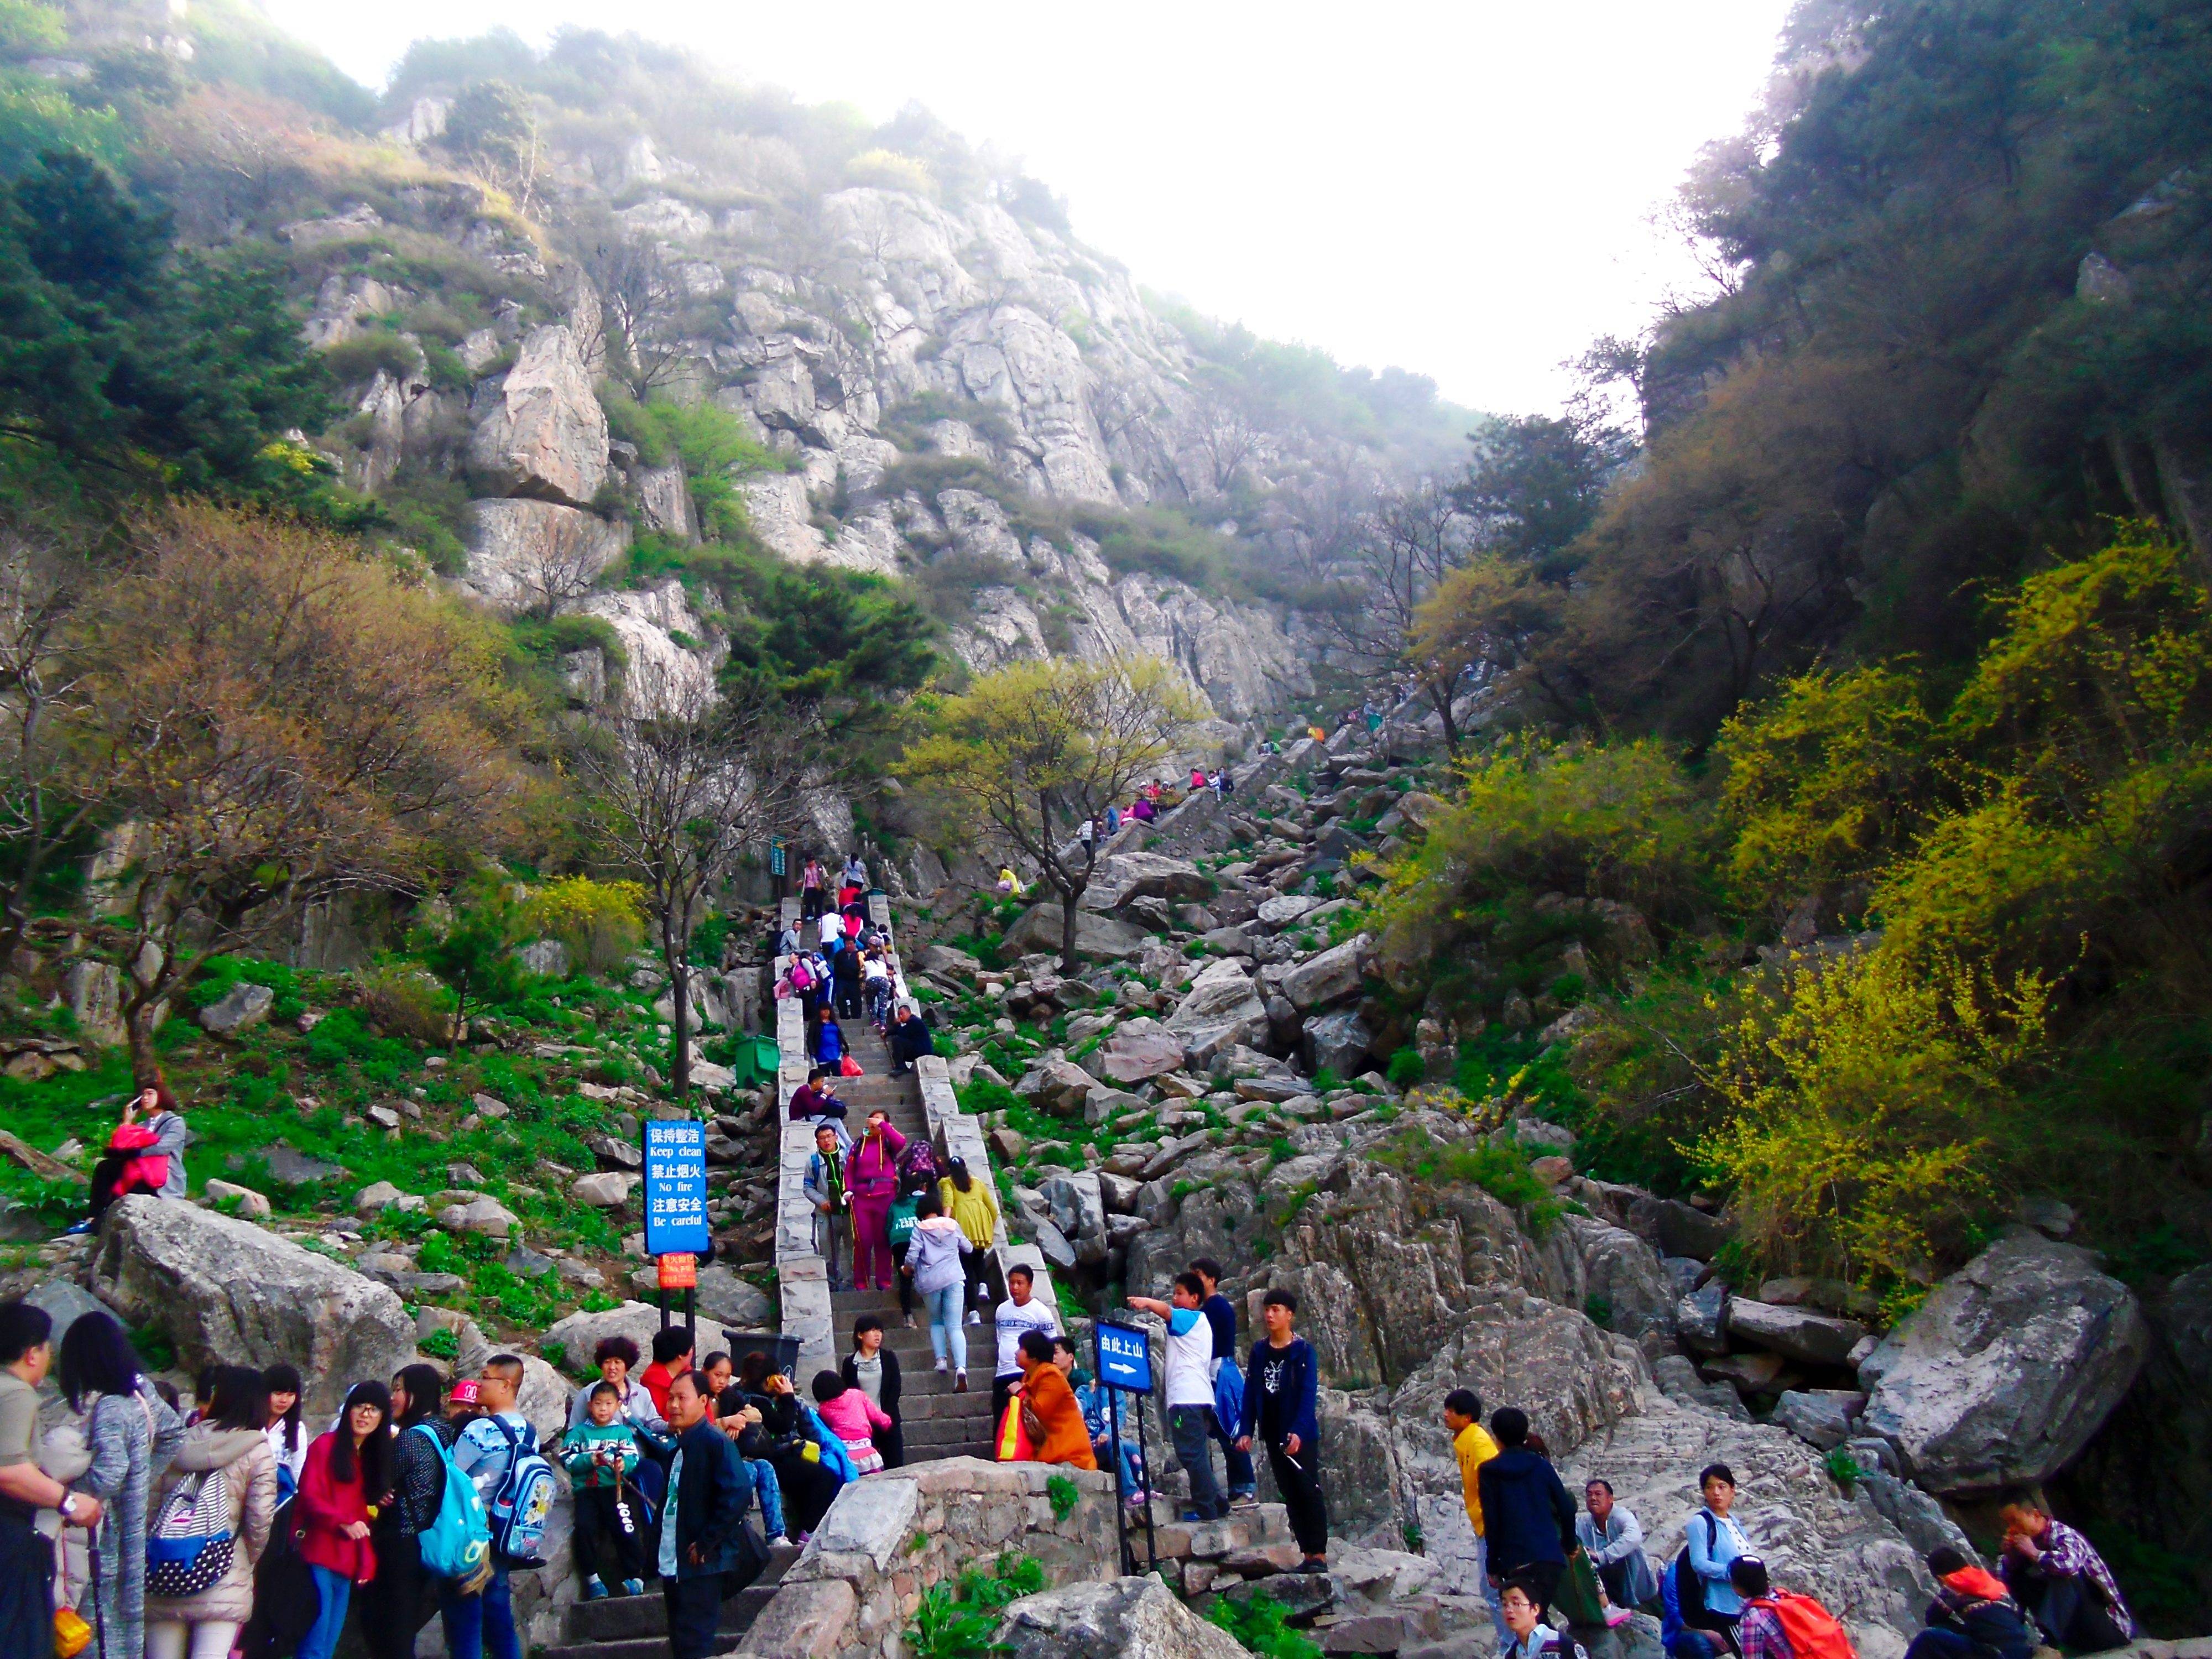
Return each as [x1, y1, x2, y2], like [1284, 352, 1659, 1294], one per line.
[847, 1111, 909, 1291]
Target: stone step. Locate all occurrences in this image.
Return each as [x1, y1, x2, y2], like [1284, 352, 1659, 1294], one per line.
[903, 1439, 997, 1464]
[898, 1389, 998, 1422]
[903, 1412, 1001, 1446]
[559, 1542, 804, 1647]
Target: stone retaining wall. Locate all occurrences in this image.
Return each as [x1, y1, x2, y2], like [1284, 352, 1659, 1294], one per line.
[733, 1458, 1119, 1659]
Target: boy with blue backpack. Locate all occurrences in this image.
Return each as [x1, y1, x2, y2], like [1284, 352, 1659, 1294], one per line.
[451, 1357, 557, 1659]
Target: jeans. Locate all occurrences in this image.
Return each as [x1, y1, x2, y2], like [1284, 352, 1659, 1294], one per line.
[665, 1575, 724, 1659]
[747, 1458, 786, 1540]
[1904, 1632, 1976, 1659]
[1168, 1405, 1224, 1520]
[1211, 1384, 1256, 1496]
[925, 1281, 968, 1372]
[439, 1562, 520, 1659]
[299, 1566, 352, 1659]
[1477, 1535, 1512, 1648]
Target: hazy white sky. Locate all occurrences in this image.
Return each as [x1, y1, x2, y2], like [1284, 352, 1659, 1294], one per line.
[255, 0, 1796, 418]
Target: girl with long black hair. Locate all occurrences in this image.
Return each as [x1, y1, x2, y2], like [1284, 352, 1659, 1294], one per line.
[295, 1381, 390, 1659]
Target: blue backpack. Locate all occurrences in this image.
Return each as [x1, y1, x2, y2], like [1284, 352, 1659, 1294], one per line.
[411, 1423, 492, 1583]
[479, 1417, 559, 1568]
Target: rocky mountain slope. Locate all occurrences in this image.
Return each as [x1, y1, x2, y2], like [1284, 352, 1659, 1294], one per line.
[70, 10, 1481, 727]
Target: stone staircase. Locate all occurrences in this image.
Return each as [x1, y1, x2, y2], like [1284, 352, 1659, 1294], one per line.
[538, 1540, 802, 1659]
[829, 1016, 1001, 1465]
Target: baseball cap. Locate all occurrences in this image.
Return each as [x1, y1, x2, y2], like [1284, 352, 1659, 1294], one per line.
[448, 1378, 482, 1404]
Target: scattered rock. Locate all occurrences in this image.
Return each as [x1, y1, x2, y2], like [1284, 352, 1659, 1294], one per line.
[1678, 1284, 1729, 1354]
[571, 1172, 636, 1207]
[200, 1179, 271, 1220]
[1726, 1298, 1869, 1366]
[198, 982, 274, 1036]
[436, 1197, 519, 1240]
[1280, 934, 1369, 1011]
[998, 1575, 1248, 1659]
[258, 1146, 347, 1187]
[470, 1092, 510, 1119]
[354, 1180, 406, 1214]
[1773, 1390, 1868, 1449]
[515, 938, 570, 977]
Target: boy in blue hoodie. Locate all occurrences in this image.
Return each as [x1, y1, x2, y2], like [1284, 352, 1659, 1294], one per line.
[1234, 1288, 1327, 1572]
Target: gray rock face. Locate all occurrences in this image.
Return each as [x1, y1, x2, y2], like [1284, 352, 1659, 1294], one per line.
[515, 938, 570, 977]
[1098, 1028, 1187, 1086]
[1773, 1389, 1868, 1450]
[459, 499, 629, 616]
[998, 1574, 1248, 1659]
[1015, 1058, 1099, 1119]
[90, 1194, 411, 1416]
[198, 981, 274, 1036]
[467, 324, 609, 506]
[1279, 935, 1369, 1011]
[1858, 1232, 2150, 1494]
[1677, 1285, 1729, 1354]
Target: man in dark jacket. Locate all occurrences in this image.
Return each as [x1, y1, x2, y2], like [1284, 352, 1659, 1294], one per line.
[887, 1005, 937, 1075]
[1476, 1407, 1577, 1621]
[661, 1370, 755, 1659]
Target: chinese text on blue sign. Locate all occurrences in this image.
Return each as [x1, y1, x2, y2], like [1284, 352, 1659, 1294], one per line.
[1094, 1321, 1153, 1394]
[643, 1120, 710, 1256]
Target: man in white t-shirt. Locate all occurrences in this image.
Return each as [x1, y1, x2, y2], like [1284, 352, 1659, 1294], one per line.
[992, 1265, 1061, 1422]
[1128, 1272, 1224, 1520]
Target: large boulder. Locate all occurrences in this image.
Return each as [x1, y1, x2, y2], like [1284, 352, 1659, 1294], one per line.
[1858, 1231, 2150, 1494]
[1279, 933, 1369, 1011]
[90, 1195, 411, 1416]
[1078, 853, 1214, 913]
[543, 1300, 666, 1374]
[1726, 1298, 1868, 1366]
[1001, 903, 1152, 962]
[466, 324, 609, 506]
[998, 1574, 1248, 1659]
[1015, 1058, 1100, 1119]
[459, 499, 629, 615]
[1164, 957, 1269, 1062]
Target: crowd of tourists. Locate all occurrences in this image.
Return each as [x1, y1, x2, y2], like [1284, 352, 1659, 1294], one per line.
[1434, 1401, 2139, 1659]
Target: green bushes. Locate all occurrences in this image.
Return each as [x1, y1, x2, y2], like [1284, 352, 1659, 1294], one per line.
[321, 333, 422, 384]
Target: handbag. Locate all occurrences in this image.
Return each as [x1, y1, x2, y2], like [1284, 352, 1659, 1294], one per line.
[53, 1535, 90, 1659]
[1556, 1547, 1609, 1627]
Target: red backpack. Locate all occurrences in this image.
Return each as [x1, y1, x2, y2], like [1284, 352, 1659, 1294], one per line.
[1749, 1593, 1857, 1659]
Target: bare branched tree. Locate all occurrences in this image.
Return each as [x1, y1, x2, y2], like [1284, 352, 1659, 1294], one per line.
[0, 526, 100, 968]
[575, 662, 815, 1099]
[586, 231, 690, 401]
[518, 510, 612, 620]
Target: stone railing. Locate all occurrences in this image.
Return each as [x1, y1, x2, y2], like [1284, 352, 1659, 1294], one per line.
[773, 885, 1056, 1376]
[733, 1458, 1118, 1659]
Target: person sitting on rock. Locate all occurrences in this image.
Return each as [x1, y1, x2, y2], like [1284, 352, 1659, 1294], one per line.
[1012, 1331, 1095, 1470]
[1997, 1504, 2134, 1653]
[1578, 1479, 1658, 1610]
[1907, 1547, 2036, 1659]
[1728, 1559, 1792, 1659]
[78, 1086, 189, 1230]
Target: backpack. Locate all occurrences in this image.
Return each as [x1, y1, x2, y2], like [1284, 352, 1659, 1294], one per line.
[145, 1467, 235, 1597]
[888, 1195, 920, 1249]
[1748, 1594, 1857, 1659]
[790, 959, 813, 992]
[1670, 1513, 1719, 1624]
[478, 1417, 559, 1568]
[411, 1423, 493, 1584]
[897, 1138, 941, 1185]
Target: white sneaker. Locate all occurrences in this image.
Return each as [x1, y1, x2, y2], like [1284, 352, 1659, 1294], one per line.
[967, 1309, 981, 1326]
[935, 1359, 949, 1374]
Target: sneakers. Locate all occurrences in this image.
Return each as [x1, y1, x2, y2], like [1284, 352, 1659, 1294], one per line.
[1295, 1556, 1329, 1575]
[1229, 1492, 1260, 1510]
[60, 1219, 94, 1237]
[935, 1359, 950, 1375]
[966, 1308, 981, 1326]
[954, 1370, 968, 1392]
[583, 1576, 608, 1600]
[620, 1578, 645, 1597]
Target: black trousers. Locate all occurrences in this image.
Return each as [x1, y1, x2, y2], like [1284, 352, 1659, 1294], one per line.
[664, 1574, 723, 1659]
[0, 1511, 51, 1659]
[572, 1487, 648, 1585]
[2028, 1574, 2130, 1654]
[363, 1532, 436, 1659]
[1265, 1437, 1328, 1557]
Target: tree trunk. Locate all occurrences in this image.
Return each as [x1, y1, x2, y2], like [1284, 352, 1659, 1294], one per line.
[667, 928, 692, 1103]
[124, 992, 167, 1093]
[1427, 676, 1462, 757]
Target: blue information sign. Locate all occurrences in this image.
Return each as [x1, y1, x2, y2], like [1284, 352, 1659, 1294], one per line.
[1094, 1320, 1153, 1394]
[642, 1120, 710, 1256]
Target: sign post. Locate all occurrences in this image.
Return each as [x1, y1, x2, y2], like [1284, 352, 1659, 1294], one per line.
[1094, 1319, 1157, 1574]
[642, 1120, 711, 1342]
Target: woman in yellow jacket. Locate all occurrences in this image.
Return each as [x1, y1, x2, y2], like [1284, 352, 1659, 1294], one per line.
[940, 1156, 1001, 1326]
